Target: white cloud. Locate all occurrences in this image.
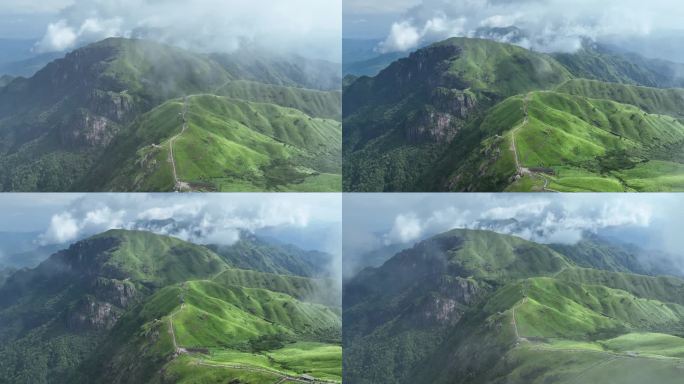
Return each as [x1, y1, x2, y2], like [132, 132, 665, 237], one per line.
[37, 194, 338, 248]
[84, 206, 125, 227]
[42, 212, 79, 244]
[0, 0, 74, 14]
[344, 0, 422, 15]
[375, 195, 655, 248]
[380, 13, 467, 53]
[36, 19, 77, 52]
[385, 213, 423, 244]
[481, 201, 550, 221]
[380, 21, 421, 52]
[31, 0, 341, 61]
[40, 205, 126, 244]
[375, 0, 684, 53]
[136, 201, 206, 221]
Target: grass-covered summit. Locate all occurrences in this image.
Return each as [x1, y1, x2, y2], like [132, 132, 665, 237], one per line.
[344, 228, 684, 384]
[79, 94, 341, 192]
[343, 37, 684, 192]
[0, 229, 341, 383]
[0, 37, 341, 192]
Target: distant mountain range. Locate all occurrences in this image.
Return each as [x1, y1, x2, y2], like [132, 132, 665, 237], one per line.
[344, 228, 684, 383]
[343, 37, 684, 192]
[0, 229, 341, 383]
[0, 38, 64, 78]
[0, 37, 342, 192]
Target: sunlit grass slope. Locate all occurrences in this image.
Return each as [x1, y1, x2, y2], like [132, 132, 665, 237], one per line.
[463, 89, 684, 192]
[215, 80, 341, 120]
[345, 229, 684, 384]
[82, 94, 341, 192]
[85, 277, 341, 383]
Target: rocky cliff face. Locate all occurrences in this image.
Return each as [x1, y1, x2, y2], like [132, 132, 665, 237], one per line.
[374, 43, 466, 98]
[405, 88, 478, 143]
[67, 296, 121, 331]
[343, 43, 466, 116]
[59, 111, 119, 148]
[53, 239, 140, 330]
[416, 277, 487, 326]
[93, 277, 138, 308]
[67, 278, 138, 331]
[0, 41, 139, 151]
[344, 43, 481, 146]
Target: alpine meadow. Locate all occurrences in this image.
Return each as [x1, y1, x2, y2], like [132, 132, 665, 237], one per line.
[343, 194, 684, 384]
[0, 0, 342, 192]
[343, 0, 684, 192]
[0, 194, 342, 384]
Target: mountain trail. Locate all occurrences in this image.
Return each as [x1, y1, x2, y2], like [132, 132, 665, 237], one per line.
[511, 281, 530, 342]
[510, 92, 558, 192]
[196, 361, 339, 383]
[169, 284, 189, 355]
[169, 96, 191, 192]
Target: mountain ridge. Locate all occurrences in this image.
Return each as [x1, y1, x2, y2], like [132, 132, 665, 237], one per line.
[343, 36, 684, 192]
[0, 228, 340, 383]
[344, 228, 684, 383]
[0, 37, 342, 192]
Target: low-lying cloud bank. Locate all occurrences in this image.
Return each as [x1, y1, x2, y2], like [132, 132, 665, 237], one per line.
[38, 194, 340, 249]
[377, 0, 682, 53]
[383, 198, 652, 246]
[31, 0, 341, 61]
[344, 194, 683, 269]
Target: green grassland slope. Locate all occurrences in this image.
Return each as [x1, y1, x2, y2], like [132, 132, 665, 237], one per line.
[343, 37, 684, 192]
[343, 37, 571, 192]
[0, 229, 341, 384]
[0, 37, 341, 192]
[79, 94, 341, 192]
[344, 229, 684, 384]
[470, 89, 684, 192]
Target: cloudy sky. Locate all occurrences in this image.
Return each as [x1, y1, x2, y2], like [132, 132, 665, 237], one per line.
[344, 194, 684, 275]
[344, 0, 684, 60]
[0, 193, 341, 254]
[0, 0, 341, 61]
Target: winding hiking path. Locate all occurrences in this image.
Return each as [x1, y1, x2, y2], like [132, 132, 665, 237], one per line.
[510, 93, 532, 177]
[168, 284, 188, 355]
[169, 96, 191, 192]
[197, 361, 340, 384]
[168, 304, 186, 354]
[511, 282, 528, 342]
[510, 92, 558, 192]
[167, 283, 338, 384]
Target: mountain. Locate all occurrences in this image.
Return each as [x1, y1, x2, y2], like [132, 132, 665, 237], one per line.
[210, 50, 342, 92]
[344, 51, 408, 77]
[0, 229, 341, 383]
[0, 267, 14, 287]
[0, 243, 67, 269]
[553, 41, 684, 89]
[208, 232, 333, 278]
[0, 75, 14, 87]
[0, 37, 341, 192]
[343, 37, 684, 192]
[0, 38, 65, 78]
[549, 235, 683, 278]
[342, 38, 408, 77]
[344, 229, 684, 384]
[77, 94, 341, 192]
[215, 80, 341, 120]
[343, 37, 572, 191]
